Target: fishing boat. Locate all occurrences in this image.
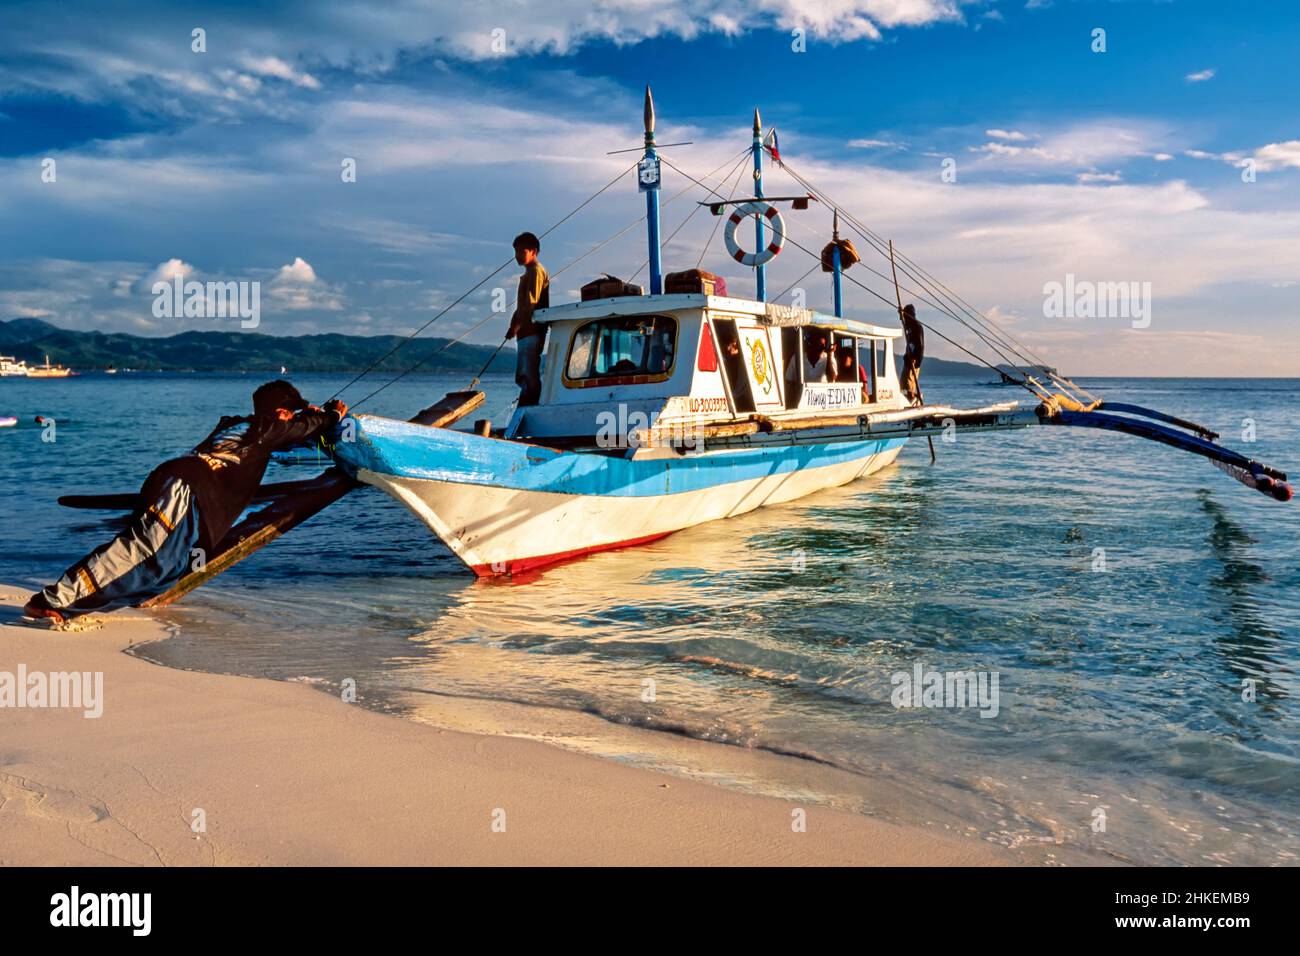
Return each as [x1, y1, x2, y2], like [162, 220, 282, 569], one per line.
[73, 90, 1294, 604]
[324, 90, 1293, 577]
[0, 355, 29, 377]
[339, 298, 920, 573]
[26, 354, 73, 378]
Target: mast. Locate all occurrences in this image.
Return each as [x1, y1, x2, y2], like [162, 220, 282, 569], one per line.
[831, 209, 843, 317]
[752, 107, 766, 302]
[643, 86, 663, 295]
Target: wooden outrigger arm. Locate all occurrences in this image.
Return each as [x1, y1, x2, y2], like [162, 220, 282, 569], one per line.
[677, 398, 1292, 502]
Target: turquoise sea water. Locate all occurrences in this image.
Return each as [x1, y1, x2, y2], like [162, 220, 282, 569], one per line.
[2, 371, 1297, 864]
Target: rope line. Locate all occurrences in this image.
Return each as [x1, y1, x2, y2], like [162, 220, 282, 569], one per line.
[343, 160, 638, 409]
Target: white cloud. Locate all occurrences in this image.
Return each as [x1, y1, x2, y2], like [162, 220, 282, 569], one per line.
[848, 138, 907, 149]
[134, 258, 195, 293]
[268, 257, 342, 311]
[1252, 141, 1300, 172]
[1077, 171, 1122, 184]
[965, 121, 1180, 179]
[1185, 69, 1216, 83]
[241, 55, 321, 90]
[1184, 140, 1300, 172]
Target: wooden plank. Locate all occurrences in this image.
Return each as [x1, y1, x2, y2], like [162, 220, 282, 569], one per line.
[411, 390, 485, 427]
[58, 476, 342, 512]
[140, 469, 358, 607]
[140, 390, 485, 608]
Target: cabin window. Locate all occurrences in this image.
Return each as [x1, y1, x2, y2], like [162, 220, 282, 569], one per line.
[858, 339, 877, 401]
[564, 315, 677, 386]
[877, 340, 889, 379]
[833, 335, 864, 384]
[790, 328, 834, 383]
[712, 318, 755, 413]
[781, 327, 801, 408]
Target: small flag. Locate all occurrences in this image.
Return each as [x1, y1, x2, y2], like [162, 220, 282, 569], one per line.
[765, 128, 781, 164]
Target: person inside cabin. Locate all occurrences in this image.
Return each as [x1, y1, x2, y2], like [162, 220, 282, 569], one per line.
[899, 303, 925, 405]
[505, 231, 550, 406]
[722, 337, 753, 408]
[22, 381, 347, 623]
[798, 331, 835, 383]
[835, 345, 859, 383]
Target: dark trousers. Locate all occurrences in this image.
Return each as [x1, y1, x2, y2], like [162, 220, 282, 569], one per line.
[35, 477, 203, 617]
[515, 333, 545, 406]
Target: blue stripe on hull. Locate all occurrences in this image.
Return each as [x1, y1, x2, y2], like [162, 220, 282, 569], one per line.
[336, 415, 908, 498]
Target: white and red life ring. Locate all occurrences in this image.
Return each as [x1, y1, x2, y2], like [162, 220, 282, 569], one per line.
[724, 201, 786, 267]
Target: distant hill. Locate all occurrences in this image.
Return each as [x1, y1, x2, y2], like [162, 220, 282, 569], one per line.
[0, 318, 514, 373]
[1, 317, 1003, 378]
[1, 317, 62, 344]
[911, 356, 1001, 379]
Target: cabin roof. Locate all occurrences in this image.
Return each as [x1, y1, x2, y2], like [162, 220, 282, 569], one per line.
[534, 293, 901, 338]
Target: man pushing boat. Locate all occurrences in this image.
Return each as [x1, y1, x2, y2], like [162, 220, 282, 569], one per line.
[23, 381, 347, 623]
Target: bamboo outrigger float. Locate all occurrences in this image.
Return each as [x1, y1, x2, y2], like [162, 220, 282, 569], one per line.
[62, 88, 1292, 599]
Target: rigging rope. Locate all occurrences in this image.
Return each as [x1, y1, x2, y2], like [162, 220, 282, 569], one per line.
[771, 157, 1098, 403]
[348, 152, 750, 409]
[660, 155, 1036, 385]
[335, 159, 639, 406]
[632, 149, 750, 282]
[696, 156, 751, 269]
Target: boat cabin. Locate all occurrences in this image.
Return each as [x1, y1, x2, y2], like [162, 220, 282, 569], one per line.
[505, 292, 904, 450]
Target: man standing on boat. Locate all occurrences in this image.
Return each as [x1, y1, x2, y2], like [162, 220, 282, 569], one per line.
[23, 381, 347, 623]
[505, 232, 550, 406]
[899, 303, 925, 405]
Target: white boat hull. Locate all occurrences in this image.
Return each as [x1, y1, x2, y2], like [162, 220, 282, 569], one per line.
[356, 442, 903, 575]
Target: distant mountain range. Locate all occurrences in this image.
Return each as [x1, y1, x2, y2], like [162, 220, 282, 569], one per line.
[1, 317, 1000, 378]
[0, 318, 513, 374]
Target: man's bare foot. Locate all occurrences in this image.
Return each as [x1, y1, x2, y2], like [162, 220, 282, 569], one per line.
[22, 598, 65, 624]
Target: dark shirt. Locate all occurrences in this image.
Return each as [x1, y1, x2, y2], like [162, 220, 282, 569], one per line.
[902, 313, 925, 364]
[141, 408, 341, 549]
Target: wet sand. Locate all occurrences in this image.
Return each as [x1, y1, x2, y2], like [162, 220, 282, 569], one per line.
[0, 585, 1011, 866]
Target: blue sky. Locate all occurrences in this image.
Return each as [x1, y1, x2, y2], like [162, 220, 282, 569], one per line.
[0, 0, 1296, 374]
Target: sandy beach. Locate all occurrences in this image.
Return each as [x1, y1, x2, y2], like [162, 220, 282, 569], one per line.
[0, 585, 1013, 866]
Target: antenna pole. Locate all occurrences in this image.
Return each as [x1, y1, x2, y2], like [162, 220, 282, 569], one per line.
[643, 86, 663, 295]
[831, 209, 843, 317]
[752, 108, 766, 302]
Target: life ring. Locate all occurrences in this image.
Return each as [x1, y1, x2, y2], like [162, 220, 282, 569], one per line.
[724, 201, 786, 267]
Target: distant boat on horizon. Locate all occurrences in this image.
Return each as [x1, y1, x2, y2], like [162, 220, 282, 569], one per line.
[26, 355, 73, 378]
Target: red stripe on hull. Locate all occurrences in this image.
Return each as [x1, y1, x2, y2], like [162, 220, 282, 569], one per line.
[469, 531, 676, 577]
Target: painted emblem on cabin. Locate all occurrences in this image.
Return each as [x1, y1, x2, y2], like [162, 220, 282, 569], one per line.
[749, 339, 772, 395]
